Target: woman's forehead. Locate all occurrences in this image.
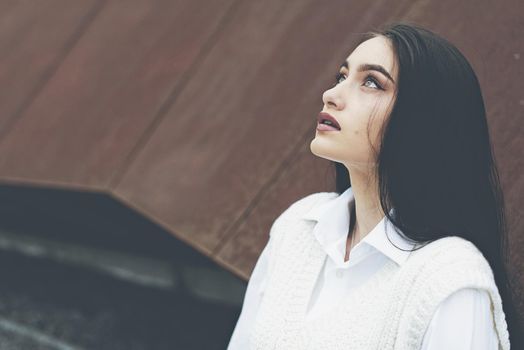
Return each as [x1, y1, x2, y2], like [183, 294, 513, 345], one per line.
[344, 36, 397, 78]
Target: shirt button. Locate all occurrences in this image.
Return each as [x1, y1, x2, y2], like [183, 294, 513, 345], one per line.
[336, 270, 343, 278]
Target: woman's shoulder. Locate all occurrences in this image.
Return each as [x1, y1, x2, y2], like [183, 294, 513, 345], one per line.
[268, 191, 337, 235]
[408, 236, 493, 273]
[407, 236, 497, 291]
[277, 191, 338, 221]
[399, 236, 509, 349]
[411, 235, 490, 267]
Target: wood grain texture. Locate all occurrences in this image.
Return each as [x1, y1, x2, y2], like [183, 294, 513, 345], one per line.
[214, 136, 333, 280]
[0, 0, 235, 188]
[0, 0, 102, 135]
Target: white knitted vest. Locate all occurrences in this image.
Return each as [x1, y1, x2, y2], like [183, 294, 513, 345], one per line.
[249, 192, 510, 350]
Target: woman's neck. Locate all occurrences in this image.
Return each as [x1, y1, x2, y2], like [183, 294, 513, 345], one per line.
[346, 165, 385, 246]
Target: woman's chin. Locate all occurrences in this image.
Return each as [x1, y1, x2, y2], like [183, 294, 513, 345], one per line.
[309, 141, 339, 162]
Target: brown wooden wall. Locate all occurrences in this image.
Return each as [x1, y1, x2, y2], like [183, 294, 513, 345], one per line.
[0, 0, 522, 317]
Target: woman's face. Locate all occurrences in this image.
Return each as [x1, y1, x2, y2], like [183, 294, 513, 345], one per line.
[310, 36, 398, 170]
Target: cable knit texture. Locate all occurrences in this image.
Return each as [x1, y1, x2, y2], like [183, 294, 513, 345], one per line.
[249, 192, 510, 350]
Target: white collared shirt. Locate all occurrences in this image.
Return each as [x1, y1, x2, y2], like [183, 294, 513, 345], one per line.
[227, 187, 499, 349]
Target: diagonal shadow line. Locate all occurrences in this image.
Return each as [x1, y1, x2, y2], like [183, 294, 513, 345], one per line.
[211, 120, 316, 258]
[0, 0, 106, 146]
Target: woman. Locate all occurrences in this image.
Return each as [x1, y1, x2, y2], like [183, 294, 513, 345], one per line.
[227, 22, 518, 349]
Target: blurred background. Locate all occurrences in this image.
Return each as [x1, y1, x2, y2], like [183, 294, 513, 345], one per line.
[0, 0, 522, 349]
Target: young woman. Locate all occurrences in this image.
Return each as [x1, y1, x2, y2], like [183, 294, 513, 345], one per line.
[227, 22, 519, 349]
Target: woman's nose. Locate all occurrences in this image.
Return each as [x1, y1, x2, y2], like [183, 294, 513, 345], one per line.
[322, 85, 345, 110]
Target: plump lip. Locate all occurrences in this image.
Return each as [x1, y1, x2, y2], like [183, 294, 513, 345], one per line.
[317, 112, 341, 130]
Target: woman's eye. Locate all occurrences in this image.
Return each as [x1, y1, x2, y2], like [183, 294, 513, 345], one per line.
[363, 75, 383, 90]
[335, 72, 383, 90]
[335, 72, 346, 84]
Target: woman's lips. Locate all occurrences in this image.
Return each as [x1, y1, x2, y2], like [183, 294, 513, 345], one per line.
[317, 123, 340, 131]
[317, 111, 341, 131]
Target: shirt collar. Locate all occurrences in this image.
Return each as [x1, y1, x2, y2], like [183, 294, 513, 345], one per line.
[301, 187, 416, 267]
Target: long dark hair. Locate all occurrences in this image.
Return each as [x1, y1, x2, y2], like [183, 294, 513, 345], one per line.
[333, 21, 521, 346]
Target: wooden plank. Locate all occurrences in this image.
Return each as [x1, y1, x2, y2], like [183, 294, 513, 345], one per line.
[0, 0, 236, 188]
[0, 0, 101, 136]
[215, 138, 332, 280]
[114, 0, 412, 260]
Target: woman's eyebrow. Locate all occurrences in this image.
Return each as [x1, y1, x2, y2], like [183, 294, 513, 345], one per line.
[340, 60, 395, 84]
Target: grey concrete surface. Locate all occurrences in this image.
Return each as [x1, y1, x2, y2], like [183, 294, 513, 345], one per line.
[0, 230, 246, 308]
[0, 250, 243, 349]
